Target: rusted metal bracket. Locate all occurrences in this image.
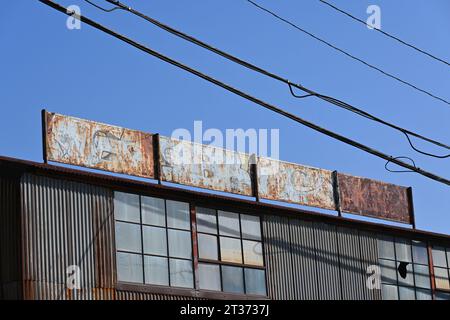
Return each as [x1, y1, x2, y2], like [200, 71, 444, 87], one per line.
[153, 133, 162, 184]
[332, 170, 342, 217]
[250, 154, 259, 202]
[407, 187, 416, 229]
[41, 109, 48, 164]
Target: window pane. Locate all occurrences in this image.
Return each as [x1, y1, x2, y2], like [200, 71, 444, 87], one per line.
[244, 268, 266, 296]
[434, 267, 450, 290]
[114, 192, 140, 223]
[243, 240, 263, 266]
[198, 234, 218, 260]
[432, 247, 448, 267]
[398, 286, 415, 300]
[379, 259, 396, 284]
[115, 222, 141, 253]
[414, 264, 430, 289]
[378, 235, 395, 260]
[168, 229, 192, 259]
[412, 240, 428, 265]
[395, 238, 412, 262]
[435, 292, 450, 300]
[397, 262, 414, 287]
[416, 289, 432, 300]
[196, 207, 217, 234]
[144, 256, 168, 286]
[169, 258, 193, 288]
[222, 266, 244, 294]
[141, 196, 165, 227]
[167, 200, 190, 230]
[143, 226, 167, 256]
[241, 214, 261, 240]
[218, 211, 240, 237]
[117, 252, 143, 283]
[381, 284, 398, 300]
[220, 237, 242, 263]
[198, 263, 221, 291]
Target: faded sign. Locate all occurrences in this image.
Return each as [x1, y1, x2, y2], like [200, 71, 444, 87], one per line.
[338, 173, 412, 224]
[159, 136, 253, 196]
[257, 157, 336, 210]
[45, 112, 154, 178]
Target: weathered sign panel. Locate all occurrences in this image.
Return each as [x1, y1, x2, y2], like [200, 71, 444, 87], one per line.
[45, 112, 154, 178]
[257, 157, 336, 210]
[337, 173, 412, 224]
[159, 136, 253, 196]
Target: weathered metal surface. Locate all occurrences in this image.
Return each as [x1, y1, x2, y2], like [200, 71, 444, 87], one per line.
[257, 158, 336, 210]
[338, 173, 412, 224]
[159, 136, 252, 196]
[45, 112, 154, 178]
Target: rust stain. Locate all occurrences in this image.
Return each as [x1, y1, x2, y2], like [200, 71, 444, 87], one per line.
[337, 173, 412, 224]
[45, 112, 154, 179]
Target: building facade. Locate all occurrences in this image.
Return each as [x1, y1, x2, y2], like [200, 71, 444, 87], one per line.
[1, 156, 450, 300]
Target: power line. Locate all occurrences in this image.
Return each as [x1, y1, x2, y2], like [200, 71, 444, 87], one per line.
[38, 0, 450, 186]
[96, 0, 450, 158]
[245, 0, 450, 106]
[318, 0, 450, 68]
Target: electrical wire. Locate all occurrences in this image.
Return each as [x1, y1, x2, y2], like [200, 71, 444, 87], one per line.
[385, 156, 417, 173]
[83, 0, 121, 12]
[318, 0, 450, 68]
[38, 0, 450, 186]
[246, 0, 450, 106]
[101, 0, 450, 159]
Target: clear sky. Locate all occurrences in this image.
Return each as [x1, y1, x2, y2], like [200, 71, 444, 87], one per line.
[1, 0, 449, 233]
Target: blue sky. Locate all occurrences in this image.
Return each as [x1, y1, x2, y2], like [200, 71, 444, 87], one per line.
[1, 0, 449, 233]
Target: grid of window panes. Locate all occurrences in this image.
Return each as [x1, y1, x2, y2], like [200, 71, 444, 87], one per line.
[378, 236, 432, 300]
[114, 192, 194, 288]
[431, 246, 450, 300]
[196, 207, 266, 295]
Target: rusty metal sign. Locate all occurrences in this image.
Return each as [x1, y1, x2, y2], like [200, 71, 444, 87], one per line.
[159, 136, 253, 196]
[337, 173, 412, 224]
[257, 157, 336, 210]
[44, 111, 154, 178]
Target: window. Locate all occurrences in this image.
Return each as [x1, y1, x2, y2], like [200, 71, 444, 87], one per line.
[378, 236, 432, 300]
[114, 192, 267, 297]
[432, 246, 450, 294]
[196, 208, 266, 295]
[115, 192, 194, 288]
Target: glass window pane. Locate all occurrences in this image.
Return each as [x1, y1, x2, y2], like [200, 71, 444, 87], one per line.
[434, 267, 450, 290]
[398, 286, 415, 300]
[144, 256, 168, 286]
[116, 252, 143, 283]
[397, 262, 414, 287]
[218, 211, 240, 237]
[381, 284, 398, 300]
[432, 247, 448, 267]
[198, 263, 221, 291]
[114, 192, 140, 223]
[416, 289, 432, 300]
[240, 214, 261, 240]
[378, 235, 395, 260]
[412, 240, 428, 265]
[379, 259, 397, 284]
[414, 264, 430, 289]
[141, 196, 165, 227]
[244, 268, 266, 296]
[168, 229, 192, 259]
[435, 292, 450, 300]
[220, 237, 242, 263]
[196, 207, 217, 234]
[395, 238, 412, 262]
[169, 258, 193, 288]
[198, 234, 218, 260]
[243, 240, 263, 266]
[115, 222, 141, 253]
[143, 226, 167, 256]
[221, 266, 244, 294]
[167, 200, 190, 230]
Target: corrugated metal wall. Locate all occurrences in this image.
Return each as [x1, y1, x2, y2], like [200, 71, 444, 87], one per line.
[0, 174, 22, 300]
[263, 215, 382, 300]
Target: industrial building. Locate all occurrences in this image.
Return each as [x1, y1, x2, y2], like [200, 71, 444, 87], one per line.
[1, 155, 450, 300]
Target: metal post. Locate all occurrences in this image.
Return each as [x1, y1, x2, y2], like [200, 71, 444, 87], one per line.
[153, 134, 162, 184]
[407, 187, 416, 229]
[41, 109, 48, 164]
[333, 170, 342, 217]
[250, 154, 259, 202]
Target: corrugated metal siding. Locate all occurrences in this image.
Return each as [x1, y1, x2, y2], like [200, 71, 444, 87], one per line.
[262, 215, 381, 300]
[0, 175, 22, 300]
